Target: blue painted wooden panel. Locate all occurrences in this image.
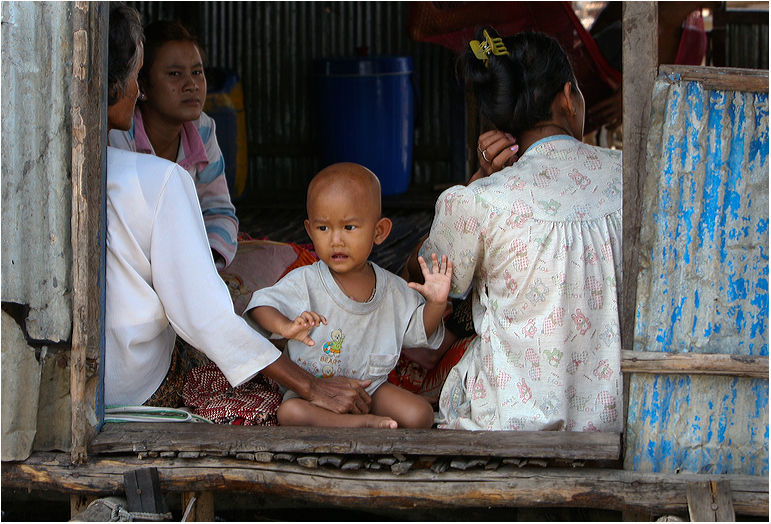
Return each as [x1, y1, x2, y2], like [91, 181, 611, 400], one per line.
[626, 71, 768, 475]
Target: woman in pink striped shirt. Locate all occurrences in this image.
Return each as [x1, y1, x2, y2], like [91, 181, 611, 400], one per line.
[109, 20, 238, 269]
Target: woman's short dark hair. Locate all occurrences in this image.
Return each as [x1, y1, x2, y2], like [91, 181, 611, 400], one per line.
[139, 20, 206, 88]
[108, 4, 143, 107]
[459, 27, 577, 137]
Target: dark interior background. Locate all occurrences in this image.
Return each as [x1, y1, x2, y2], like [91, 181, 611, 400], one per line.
[127, 1, 467, 208]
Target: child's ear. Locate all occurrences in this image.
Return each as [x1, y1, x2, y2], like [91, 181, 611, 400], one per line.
[373, 217, 392, 245]
[304, 219, 312, 239]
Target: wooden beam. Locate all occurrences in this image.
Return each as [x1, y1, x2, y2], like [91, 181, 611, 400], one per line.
[687, 480, 736, 522]
[659, 65, 769, 93]
[621, 351, 769, 379]
[620, 1, 657, 353]
[2, 452, 767, 516]
[89, 423, 621, 461]
[620, 1, 657, 476]
[70, 0, 107, 465]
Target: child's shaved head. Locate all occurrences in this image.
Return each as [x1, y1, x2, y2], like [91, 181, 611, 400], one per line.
[307, 162, 382, 219]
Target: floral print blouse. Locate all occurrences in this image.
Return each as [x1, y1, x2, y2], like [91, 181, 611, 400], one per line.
[421, 135, 623, 432]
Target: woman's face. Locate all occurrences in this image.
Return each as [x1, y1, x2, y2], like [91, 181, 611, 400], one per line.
[140, 40, 207, 126]
[107, 45, 143, 132]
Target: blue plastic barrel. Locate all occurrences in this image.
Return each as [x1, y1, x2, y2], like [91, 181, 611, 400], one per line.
[314, 56, 414, 196]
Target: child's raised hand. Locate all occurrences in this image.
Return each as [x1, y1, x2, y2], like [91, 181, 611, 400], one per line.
[283, 311, 327, 346]
[408, 254, 453, 306]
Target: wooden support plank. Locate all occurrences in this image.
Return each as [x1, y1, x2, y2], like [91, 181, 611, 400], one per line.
[70, 0, 107, 467]
[659, 65, 769, 93]
[89, 423, 621, 461]
[621, 351, 769, 379]
[688, 481, 716, 522]
[181, 491, 214, 522]
[712, 480, 737, 522]
[620, 1, 657, 352]
[3, 452, 767, 516]
[123, 468, 168, 515]
[687, 480, 737, 522]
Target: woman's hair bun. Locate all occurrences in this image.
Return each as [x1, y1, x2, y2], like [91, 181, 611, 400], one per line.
[459, 27, 576, 137]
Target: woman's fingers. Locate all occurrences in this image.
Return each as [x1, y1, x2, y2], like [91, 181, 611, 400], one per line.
[477, 131, 519, 177]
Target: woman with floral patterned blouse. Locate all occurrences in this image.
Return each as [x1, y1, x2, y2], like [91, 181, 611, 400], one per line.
[407, 27, 623, 432]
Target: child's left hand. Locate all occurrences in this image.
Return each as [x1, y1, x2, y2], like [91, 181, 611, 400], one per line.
[408, 253, 453, 306]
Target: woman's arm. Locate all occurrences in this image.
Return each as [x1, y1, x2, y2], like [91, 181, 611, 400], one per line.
[260, 354, 372, 415]
[194, 114, 239, 268]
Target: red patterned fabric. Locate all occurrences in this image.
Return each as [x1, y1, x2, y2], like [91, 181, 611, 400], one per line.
[183, 363, 282, 426]
[281, 243, 319, 278]
[388, 357, 427, 393]
[418, 336, 474, 398]
[388, 335, 475, 398]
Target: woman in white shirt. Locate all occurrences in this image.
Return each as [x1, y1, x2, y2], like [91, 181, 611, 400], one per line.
[105, 5, 372, 417]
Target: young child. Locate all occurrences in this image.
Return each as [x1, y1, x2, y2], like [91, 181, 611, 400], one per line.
[244, 163, 452, 429]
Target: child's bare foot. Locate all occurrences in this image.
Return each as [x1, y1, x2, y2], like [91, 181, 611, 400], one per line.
[365, 414, 398, 429]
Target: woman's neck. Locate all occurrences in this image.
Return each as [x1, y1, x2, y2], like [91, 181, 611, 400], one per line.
[516, 122, 575, 156]
[139, 106, 183, 162]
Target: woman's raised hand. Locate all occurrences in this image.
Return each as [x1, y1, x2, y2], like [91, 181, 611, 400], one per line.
[470, 129, 519, 184]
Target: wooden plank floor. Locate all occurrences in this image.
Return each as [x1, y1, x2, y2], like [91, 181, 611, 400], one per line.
[91, 423, 621, 461]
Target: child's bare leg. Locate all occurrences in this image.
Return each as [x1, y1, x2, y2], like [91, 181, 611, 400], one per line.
[370, 382, 435, 429]
[277, 398, 397, 428]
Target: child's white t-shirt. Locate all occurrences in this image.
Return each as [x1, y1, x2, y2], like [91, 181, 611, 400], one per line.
[244, 261, 444, 398]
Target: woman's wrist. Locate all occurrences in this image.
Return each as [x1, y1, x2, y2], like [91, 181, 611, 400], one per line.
[262, 354, 312, 398]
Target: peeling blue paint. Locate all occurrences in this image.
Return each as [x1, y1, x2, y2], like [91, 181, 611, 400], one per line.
[628, 75, 768, 476]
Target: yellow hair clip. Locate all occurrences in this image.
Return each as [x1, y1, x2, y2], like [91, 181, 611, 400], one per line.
[469, 30, 509, 67]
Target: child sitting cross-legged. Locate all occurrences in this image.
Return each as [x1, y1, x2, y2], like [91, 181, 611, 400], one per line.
[243, 162, 452, 429]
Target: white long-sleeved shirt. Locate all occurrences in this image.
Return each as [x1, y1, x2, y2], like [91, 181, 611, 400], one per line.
[105, 147, 280, 406]
[108, 108, 239, 268]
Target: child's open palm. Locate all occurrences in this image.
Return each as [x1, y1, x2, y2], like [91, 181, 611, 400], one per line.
[409, 253, 453, 306]
[283, 311, 327, 346]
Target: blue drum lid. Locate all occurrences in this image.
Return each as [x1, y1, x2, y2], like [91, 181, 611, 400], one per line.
[313, 56, 413, 76]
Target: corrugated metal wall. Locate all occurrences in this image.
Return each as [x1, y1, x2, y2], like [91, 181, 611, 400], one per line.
[1, 1, 74, 342]
[1, 1, 75, 460]
[726, 13, 769, 70]
[626, 71, 769, 475]
[129, 1, 463, 203]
